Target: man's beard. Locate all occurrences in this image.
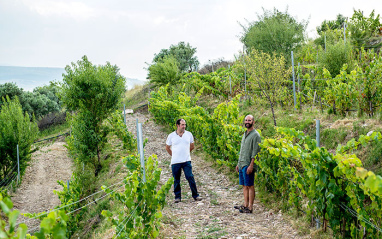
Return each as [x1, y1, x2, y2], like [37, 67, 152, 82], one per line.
[245, 123, 253, 129]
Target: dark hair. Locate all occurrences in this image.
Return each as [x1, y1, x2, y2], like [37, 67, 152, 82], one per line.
[176, 118, 185, 125]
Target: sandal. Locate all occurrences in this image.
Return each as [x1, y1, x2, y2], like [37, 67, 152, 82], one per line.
[239, 207, 253, 213]
[234, 205, 246, 210]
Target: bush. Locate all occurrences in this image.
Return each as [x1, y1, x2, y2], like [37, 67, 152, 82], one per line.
[0, 96, 38, 186]
[318, 40, 354, 77]
[37, 111, 67, 130]
[0, 82, 62, 119]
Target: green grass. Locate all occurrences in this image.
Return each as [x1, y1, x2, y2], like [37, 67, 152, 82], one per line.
[124, 84, 150, 109]
[37, 121, 70, 140]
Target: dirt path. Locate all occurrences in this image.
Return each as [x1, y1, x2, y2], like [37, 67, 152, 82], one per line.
[11, 137, 72, 231]
[125, 112, 309, 239]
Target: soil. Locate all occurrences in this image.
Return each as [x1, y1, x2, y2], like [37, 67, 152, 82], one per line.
[11, 137, 72, 232]
[10, 111, 312, 238]
[124, 112, 310, 239]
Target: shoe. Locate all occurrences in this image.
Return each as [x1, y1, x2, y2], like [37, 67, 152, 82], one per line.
[174, 198, 181, 203]
[194, 196, 202, 201]
[239, 207, 253, 213]
[234, 205, 246, 210]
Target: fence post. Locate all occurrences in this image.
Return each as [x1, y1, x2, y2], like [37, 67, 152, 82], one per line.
[148, 87, 150, 107]
[344, 22, 346, 43]
[324, 34, 326, 52]
[137, 123, 146, 183]
[316, 119, 320, 147]
[17, 144, 20, 184]
[124, 104, 126, 126]
[298, 62, 300, 92]
[67, 180, 70, 191]
[229, 65, 231, 96]
[291, 51, 297, 110]
[136, 118, 139, 153]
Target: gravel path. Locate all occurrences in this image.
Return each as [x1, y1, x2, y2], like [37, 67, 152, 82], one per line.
[125, 112, 309, 239]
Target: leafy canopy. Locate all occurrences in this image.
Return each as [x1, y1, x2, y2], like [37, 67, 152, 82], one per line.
[152, 41, 199, 72]
[240, 8, 308, 65]
[316, 14, 346, 35]
[60, 55, 126, 120]
[60, 55, 126, 176]
[147, 55, 181, 87]
[348, 9, 382, 50]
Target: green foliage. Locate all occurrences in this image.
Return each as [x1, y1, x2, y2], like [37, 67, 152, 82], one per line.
[20, 91, 60, 119]
[316, 14, 346, 35]
[107, 111, 137, 151]
[60, 55, 126, 117]
[258, 127, 382, 238]
[296, 40, 321, 64]
[60, 55, 126, 176]
[147, 55, 181, 87]
[240, 7, 307, 65]
[348, 9, 382, 50]
[150, 85, 244, 168]
[65, 110, 110, 176]
[324, 66, 358, 115]
[0, 83, 23, 106]
[0, 193, 68, 239]
[182, 67, 241, 99]
[320, 128, 349, 149]
[239, 49, 291, 126]
[357, 51, 382, 116]
[152, 41, 199, 72]
[318, 40, 353, 77]
[102, 154, 173, 238]
[0, 96, 38, 187]
[0, 82, 61, 119]
[314, 28, 348, 50]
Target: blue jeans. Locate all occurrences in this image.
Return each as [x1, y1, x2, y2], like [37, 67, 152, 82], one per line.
[171, 161, 199, 199]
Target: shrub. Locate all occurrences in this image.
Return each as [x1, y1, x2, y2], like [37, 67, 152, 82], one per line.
[0, 96, 38, 186]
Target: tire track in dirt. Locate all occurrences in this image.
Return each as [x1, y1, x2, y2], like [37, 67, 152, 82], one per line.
[11, 137, 72, 231]
[126, 112, 309, 239]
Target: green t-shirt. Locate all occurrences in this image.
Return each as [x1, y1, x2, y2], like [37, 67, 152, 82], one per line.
[237, 129, 261, 170]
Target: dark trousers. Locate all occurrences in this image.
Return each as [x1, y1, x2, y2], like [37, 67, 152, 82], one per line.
[171, 161, 199, 199]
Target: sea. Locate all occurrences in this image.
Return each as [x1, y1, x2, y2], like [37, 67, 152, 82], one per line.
[0, 66, 145, 91]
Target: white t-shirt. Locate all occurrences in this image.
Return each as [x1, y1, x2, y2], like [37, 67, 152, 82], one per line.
[166, 130, 194, 165]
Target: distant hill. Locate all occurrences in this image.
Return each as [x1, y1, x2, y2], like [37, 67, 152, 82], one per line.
[0, 66, 145, 91]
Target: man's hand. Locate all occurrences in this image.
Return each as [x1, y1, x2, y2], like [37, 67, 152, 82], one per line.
[235, 165, 239, 173]
[246, 164, 253, 175]
[165, 145, 172, 156]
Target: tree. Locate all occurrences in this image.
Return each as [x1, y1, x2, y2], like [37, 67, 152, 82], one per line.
[147, 55, 180, 87]
[152, 41, 199, 72]
[240, 8, 308, 65]
[348, 9, 382, 51]
[60, 55, 126, 176]
[316, 14, 346, 35]
[0, 83, 23, 107]
[240, 49, 291, 126]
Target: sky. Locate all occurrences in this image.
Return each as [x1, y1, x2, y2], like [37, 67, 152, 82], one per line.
[0, 0, 380, 82]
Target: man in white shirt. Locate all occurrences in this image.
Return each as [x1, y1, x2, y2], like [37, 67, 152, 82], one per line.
[166, 118, 202, 203]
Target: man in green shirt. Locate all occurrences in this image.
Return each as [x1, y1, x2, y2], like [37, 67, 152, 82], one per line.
[235, 115, 261, 213]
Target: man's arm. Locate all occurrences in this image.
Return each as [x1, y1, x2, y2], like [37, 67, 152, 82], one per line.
[190, 143, 195, 152]
[166, 145, 172, 156]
